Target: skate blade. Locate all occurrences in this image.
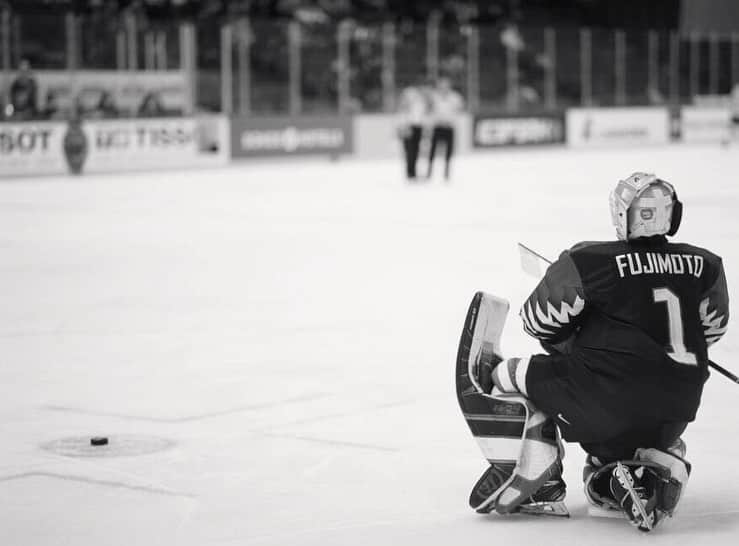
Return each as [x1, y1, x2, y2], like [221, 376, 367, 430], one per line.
[587, 505, 625, 519]
[614, 462, 654, 531]
[516, 501, 570, 518]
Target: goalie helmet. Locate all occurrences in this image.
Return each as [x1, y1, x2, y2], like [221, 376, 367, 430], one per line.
[609, 172, 683, 240]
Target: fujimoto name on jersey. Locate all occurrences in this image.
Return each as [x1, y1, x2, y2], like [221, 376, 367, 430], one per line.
[615, 252, 704, 278]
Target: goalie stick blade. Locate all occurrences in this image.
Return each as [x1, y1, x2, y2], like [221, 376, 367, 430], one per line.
[517, 243, 552, 278]
[516, 501, 570, 518]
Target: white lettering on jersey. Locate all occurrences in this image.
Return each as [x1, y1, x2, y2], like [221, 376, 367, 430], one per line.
[657, 253, 672, 274]
[616, 254, 629, 277]
[694, 255, 704, 278]
[615, 252, 703, 279]
[671, 254, 685, 274]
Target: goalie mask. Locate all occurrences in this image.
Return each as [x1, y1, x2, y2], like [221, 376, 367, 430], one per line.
[609, 173, 683, 241]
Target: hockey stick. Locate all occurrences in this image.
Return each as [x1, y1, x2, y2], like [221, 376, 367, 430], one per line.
[705, 360, 739, 384]
[517, 243, 739, 385]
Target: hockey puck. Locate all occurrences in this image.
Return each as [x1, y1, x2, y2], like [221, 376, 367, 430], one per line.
[90, 437, 109, 446]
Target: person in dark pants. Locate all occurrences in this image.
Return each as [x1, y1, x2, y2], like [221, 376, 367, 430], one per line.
[401, 125, 423, 179]
[427, 77, 464, 181]
[427, 125, 454, 180]
[397, 84, 427, 181]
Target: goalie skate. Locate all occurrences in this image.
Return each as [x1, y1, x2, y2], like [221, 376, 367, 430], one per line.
[611, 462, 659, 532]
[515, 470, 569, 517]
[456, 291, 567, 517]
[584, 448, 690, 531]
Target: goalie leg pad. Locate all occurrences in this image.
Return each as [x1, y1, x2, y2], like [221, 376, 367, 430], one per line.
[456, 292, 523, 512]
[457, 292, 522, 465]
[456, 292, 565, 515]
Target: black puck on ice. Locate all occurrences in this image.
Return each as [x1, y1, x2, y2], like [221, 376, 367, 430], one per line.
[90, 436, 109, 446]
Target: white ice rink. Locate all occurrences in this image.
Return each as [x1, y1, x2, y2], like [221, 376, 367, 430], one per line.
[1, 145, 738, 545]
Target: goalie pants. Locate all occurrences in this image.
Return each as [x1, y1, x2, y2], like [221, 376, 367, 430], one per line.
[525, 353, 688, 462]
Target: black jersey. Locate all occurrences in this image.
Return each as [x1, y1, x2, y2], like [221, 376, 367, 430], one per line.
[520, 236, 729, 424]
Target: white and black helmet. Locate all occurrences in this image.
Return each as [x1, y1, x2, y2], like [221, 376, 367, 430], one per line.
[609, 172, 683, 241]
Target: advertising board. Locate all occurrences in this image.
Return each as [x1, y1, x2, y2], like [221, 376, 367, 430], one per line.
[231, 116, 353, 158]
[353, 113, 472, 159]
[473, 113, 565, 147]
[678, 107, 731, 142]
[0, 121, 68, 176]
[82, 116, 228, 173]
[0, 116, 228, 178]
[566, 107, 670, 147]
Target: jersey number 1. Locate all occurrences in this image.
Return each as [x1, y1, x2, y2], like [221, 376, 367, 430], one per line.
[652, 287, 698, 366]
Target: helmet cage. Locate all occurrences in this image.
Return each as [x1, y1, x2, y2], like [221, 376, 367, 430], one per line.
[610, 173, 682, 240]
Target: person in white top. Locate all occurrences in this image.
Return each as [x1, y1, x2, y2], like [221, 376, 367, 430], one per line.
[397, 83, 428, 180]
[427, 77, 464, 181]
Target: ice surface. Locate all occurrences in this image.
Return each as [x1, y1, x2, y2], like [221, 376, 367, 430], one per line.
[1, 145, 738, 545]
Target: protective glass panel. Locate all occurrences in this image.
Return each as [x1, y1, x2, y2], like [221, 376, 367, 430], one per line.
[349, 23, 383, 112]
[250, 19, 289, 114]
[591, 28, 616, 106]
[477, 23, 507, 111]
[555, 27, 581, 107]
[301, 22, 338, 113]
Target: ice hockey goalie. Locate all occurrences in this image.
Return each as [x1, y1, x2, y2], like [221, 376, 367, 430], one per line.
[455, 172, 729, 532]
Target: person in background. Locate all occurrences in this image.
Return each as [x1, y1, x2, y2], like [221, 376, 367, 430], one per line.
[396, 81, 428, 181]
[72, 93, 90, 119]
[7, 58, 39, 120]
[137, 91, 167, 118]
[41, 90, 66, 120]
[426, 76, 464, 181]
[92, 91, 119, 119]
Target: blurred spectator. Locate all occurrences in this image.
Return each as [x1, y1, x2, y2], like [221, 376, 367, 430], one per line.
[41, 90, 67, 120]
[500, 23, 525, 52]
[7, 59, 39, 120]
[500, 22, 548, 108]
[90, 91, 119, 119]
[137, 91, 167, 117]
[396, 81, 428, 181]
[426, 77, 464, 181]
[73, 94, 89, 119]
[648, 85, 665, 105]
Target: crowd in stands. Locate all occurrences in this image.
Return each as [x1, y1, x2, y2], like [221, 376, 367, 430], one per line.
[2, 59, 182, 122]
